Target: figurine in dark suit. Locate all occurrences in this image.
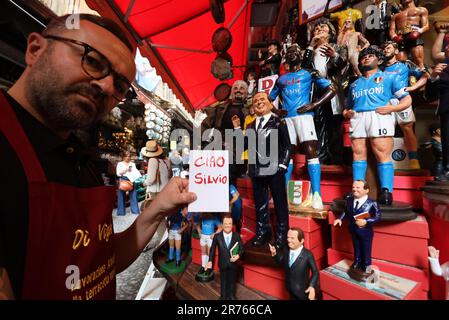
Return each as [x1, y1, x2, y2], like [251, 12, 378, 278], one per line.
[205, 214, 244, 300]
[334, 180, 381, 273]
[269, 227, 319, 300]
[232, 91, 292, 249]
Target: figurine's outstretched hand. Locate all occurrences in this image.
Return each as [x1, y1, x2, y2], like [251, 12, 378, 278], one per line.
[232, 115, 241, 128]
[333, 219, 342, 227]
[428, 246, 440, 259]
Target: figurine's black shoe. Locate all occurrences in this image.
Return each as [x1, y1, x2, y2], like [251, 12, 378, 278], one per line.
[198, 267, 205, 274]
[166, 258, 174, 264]
[378, 188, 393, 206]
[176, 260, 182, 267]
[252, 235, 270, 246]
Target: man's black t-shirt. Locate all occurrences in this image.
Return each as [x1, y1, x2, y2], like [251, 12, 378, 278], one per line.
[0, 92, 103, 298]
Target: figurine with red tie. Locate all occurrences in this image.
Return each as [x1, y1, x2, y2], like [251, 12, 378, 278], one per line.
[333, 180, 381, 280]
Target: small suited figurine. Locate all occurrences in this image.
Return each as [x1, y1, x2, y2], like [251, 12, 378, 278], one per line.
[334, 180, 381, 279]
[269, 228, 319, 300]
[205, 214, 244, 300]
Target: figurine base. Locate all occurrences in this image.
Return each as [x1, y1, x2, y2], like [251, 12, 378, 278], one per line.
[195, 270, 214, 282]
[288, 204, 329, 219]
[160, 260, 187, 274]
[347, 267, 375, 283]
[331, 199, 417, 222]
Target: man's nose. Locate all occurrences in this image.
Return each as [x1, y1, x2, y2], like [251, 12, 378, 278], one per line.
[90, 74, 115, 97]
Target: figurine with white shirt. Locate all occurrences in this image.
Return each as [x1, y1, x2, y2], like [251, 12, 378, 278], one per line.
[428, 246, 449, 300]
[333, 180, 381, 280]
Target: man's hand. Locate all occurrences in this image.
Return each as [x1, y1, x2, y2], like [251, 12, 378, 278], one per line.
[319, 43, 337, 58]
[431, 63, 448, 78]
[143, 177, 197, 219]
[305, 286, 316, 300]
[428, 246, 440, 259]
[355, 219, 367, 227]
[231, 115, 241, 128]
[205, 261, 213, 270]
[333, 219, 342, 227]
[376, 105, 395, 115]
[342, 109, 355, 119]
[297, 103, 316, 114]
[230, 254, 240, 262]
[268, 243, 277, 257]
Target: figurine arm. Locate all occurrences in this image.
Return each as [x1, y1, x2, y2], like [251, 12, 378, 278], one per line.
[178, 220, 190, 234]
[366, 201, 381, 226]
[418, 8, 429, 34]
[279, 120, 292, 168]
[237, 234, 245, 259]
[389, 14, 399, 40]
[358, 33, 370, 51]
[307, 251, 320, 289]
[431, 32, 447, 63]
[429, 257, 443, 277]
[270, 79, 280, 101]
[406, 72, 429, 92]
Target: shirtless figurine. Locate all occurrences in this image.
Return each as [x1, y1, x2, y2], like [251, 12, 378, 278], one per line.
[338, 18, 370, 77]
[390, 0, 429, 69]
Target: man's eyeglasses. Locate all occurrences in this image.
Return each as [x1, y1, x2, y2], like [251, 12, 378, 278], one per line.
[44, 35, 137, 101]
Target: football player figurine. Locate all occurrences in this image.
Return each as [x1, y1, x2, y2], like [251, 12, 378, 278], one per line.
[165, 207, 190, 267]
[195, 213, 222, 282]
[428, 246, 449, 300]
[334, 180, 381, 280]
[270, 44, 336, 210]
[390, 0, 429, 70]
[382, 41, 429, 170]
[343, 46, 412, 205]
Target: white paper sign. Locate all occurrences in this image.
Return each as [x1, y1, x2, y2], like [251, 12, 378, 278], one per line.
[188, 150, 229, 212]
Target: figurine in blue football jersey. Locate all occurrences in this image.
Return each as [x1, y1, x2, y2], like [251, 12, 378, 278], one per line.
[270, 44, 336, 210]
[343, 46, 412, 205]
[383, 41, 429, 170]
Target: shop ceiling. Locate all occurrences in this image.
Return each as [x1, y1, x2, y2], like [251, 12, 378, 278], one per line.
[86, 0, 259, 112]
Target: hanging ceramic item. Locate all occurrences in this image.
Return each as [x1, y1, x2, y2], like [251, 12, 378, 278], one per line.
[212, 27, 232, 53]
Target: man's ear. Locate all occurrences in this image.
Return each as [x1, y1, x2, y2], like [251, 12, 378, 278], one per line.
[25, 33, 49, 67]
